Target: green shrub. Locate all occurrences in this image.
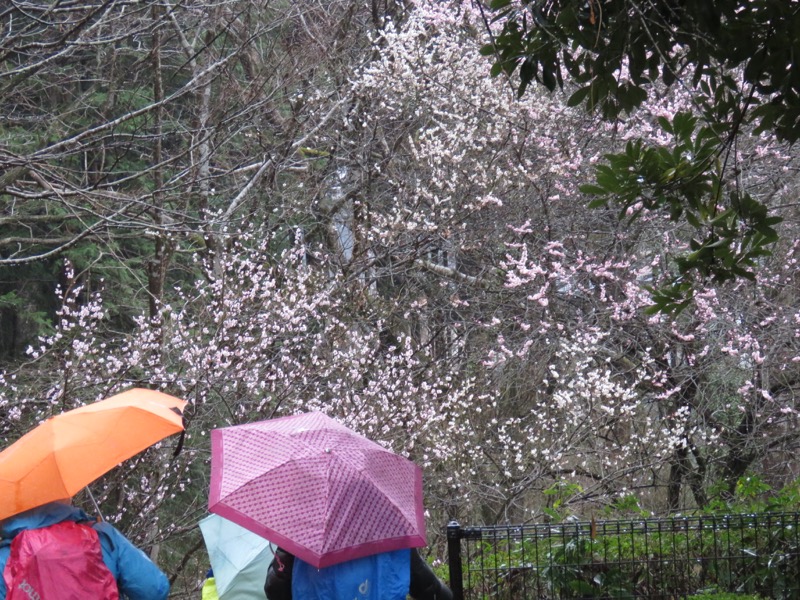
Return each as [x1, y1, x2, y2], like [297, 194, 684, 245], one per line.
[688, 593, 764, 600]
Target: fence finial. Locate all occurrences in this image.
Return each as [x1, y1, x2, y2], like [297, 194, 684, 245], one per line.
[446, 521, 464, 600]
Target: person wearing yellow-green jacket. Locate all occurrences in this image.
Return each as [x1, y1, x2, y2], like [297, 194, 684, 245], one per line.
[202, 568, 219, 600]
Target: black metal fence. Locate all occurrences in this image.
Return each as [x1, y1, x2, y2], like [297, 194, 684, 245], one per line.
[447, 513, 800, 599]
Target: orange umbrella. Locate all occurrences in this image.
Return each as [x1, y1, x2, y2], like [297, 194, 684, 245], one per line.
[0, 388, 187, 521]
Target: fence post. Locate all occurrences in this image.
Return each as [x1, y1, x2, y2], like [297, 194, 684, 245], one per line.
[447, 520, 464, 600]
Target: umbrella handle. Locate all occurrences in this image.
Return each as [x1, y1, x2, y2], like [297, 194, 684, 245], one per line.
[85, 487, 105, 521]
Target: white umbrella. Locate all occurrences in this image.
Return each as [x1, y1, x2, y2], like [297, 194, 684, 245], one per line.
[199, 513, 275, 600]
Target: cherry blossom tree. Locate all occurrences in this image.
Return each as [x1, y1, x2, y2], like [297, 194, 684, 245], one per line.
[1, 1, 800, 597]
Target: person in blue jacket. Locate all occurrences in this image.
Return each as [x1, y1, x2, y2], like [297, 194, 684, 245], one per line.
[0, 500, 170, 600]
[264, 546, 453, 600]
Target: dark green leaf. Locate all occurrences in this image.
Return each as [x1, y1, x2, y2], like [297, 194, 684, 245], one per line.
[657, 116, 672, 134]
[579, 184, 607, 195]
[567, 85, 592, 107]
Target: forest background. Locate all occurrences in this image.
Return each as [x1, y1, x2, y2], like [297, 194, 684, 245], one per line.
[1, 0, 799, 597]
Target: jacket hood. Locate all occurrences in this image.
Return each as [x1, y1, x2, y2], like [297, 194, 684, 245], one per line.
[0, 501, 90, 541]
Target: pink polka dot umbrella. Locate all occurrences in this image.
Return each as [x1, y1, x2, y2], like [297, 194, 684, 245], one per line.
[208, 411, 426, 569]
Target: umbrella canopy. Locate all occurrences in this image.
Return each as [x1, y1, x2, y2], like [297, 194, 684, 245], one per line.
[200, 513, 274, 600]
[0, 388, 186, 521]
[208, 411, 426, 569]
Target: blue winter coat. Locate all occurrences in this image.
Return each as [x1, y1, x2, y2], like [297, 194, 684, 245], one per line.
[265, 547, 453, 600]
[292, 549, 410, 600]
[0, 501, 169, 600]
